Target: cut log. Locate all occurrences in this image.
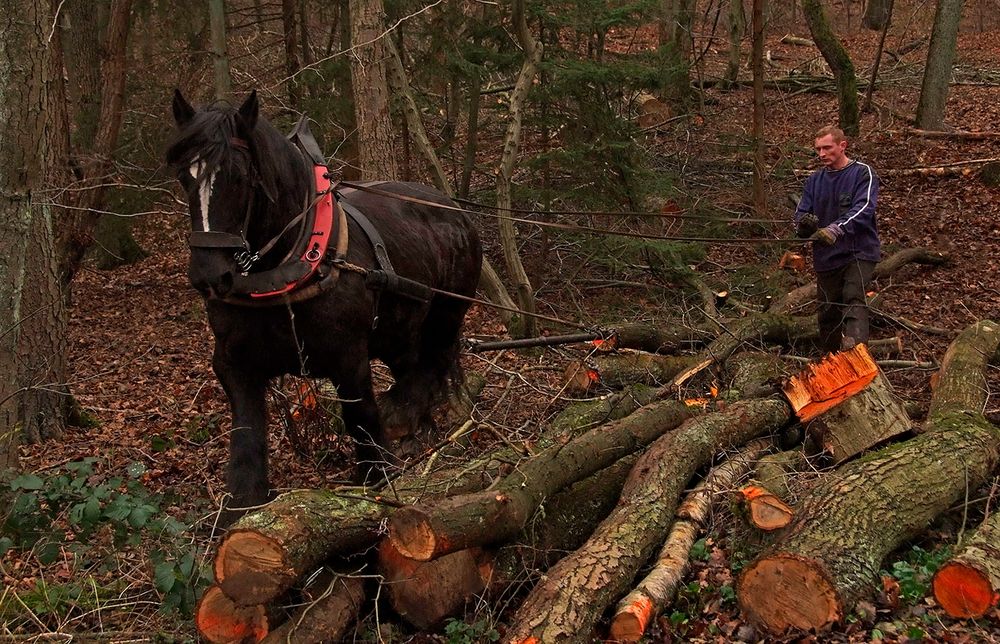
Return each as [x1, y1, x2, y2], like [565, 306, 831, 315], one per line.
[754, 449, 809, 499]
[563, 352, 701, 394]
[783, 345, 911, 463]
[610, 322, 714, 354]
[933, 511, 1000, 618]
[609, 439, 772, 642]
[549, 384, 660, 434]
[215, 492, 387, 606]
[379, 541, 486, 629]
[506, 398, 793, 643]
[389, 400, 693, 561]
[738, 320, 1000, 635]
[196, 584, 269, 643]
[261, 573, 365, 643]
[740, 485, 794, 531]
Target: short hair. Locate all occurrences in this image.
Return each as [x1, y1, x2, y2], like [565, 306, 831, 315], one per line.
[815, 125, 846, 142]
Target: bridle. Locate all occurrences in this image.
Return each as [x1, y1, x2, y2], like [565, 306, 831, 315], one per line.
[185, 122, 347, 303]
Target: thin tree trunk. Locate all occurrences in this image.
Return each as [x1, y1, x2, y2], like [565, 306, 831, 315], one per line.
[863, 0, 894, 112]
[209, 0, 232, 100]
[751, 0, 767, 217]
[916, 0, 965, 130]
[281, 0, 300, 108]
[725, 0, 745, 85]
[496, 0, 542, 338]
[459, 68, 481, 199]
[802, 0, 860, 135]
[349, 0, 397, 179]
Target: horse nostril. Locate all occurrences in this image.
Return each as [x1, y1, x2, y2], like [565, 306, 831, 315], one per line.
[215, 271, 234, 296]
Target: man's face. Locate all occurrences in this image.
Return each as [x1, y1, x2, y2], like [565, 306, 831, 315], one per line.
[815, 134, 848, 169]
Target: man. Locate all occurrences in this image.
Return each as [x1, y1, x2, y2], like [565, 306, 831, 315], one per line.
[794, 126, 880, 353]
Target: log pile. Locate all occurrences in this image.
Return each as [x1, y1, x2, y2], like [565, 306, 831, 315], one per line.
[193, 249, 1000, 643]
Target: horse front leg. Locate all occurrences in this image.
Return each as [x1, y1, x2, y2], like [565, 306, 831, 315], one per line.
[214, 359, 271, 518]
[337, 360, 388, 485]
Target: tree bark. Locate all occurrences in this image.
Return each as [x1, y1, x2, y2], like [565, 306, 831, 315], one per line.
[261, 573, 365, 643]
[933, 510, 1000, 618]
[389, 400, 693, 561]
[563, 353, 702, 394]
[862, 0, 893, 30]
[506, 398, 792, 643]
[916, 0, 965, 130]
[0, 0, 56, 464]
[496, 0, 542, 338]
[750, 0, 766, 217]
[725, 0, 745, 85]
[349, 0, 397, 179]
[802, 0, 860, 135]
[737, 320, 1000, 635]
[209, 0, 232, 101]
[281, 0, 300, 108]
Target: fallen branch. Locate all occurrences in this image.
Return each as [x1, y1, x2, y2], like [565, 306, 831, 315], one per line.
[506, 398, 793, 643]
[388, 400, 693, 561]
[261, 573, 365, 643]
[610, 439, 773, 642]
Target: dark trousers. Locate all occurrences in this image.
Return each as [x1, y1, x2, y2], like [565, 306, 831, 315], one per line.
[816, 260, 876, 353]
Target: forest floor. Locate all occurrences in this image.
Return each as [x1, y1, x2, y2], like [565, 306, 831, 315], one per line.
[7, 23, 1000, 644]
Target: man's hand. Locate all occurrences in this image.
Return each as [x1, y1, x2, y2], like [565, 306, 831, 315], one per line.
[810, 226, 839, 246]
[796, 213, 818, 238]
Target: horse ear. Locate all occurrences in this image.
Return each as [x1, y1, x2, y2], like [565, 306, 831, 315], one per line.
[237, 90, 259, 132]
[172, 89, 195, 127]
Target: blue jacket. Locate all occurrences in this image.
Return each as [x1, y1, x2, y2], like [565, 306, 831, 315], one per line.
[795, 160, 880, 272]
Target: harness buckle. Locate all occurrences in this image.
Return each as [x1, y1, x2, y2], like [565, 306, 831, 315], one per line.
[235, 250, 259, 273]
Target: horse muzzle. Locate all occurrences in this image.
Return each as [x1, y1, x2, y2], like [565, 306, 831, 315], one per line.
[189, 253, 236, 298]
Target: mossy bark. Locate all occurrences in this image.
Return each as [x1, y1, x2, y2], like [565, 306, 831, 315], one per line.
[802, 0, 860, 135]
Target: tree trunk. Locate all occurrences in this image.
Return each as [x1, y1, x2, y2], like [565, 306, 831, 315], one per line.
[389, 400, 692, 561]
[0, 0, 56, 463]
[57, 0, 136, 283]
[281, 0, 300, 108]
[863, 0, 894, 112]
[506, 399, 792, 643]
[349, 0, 397, 179]
[750, 0, 767, 216]
[496, 0, 542, 338]
[738, 320, 1000, 635]
[916, 0, 964, 130]
[725, 0, 745, 85]
[209, 0, 232, 101]
[563, 353, 702, 394]
[802, 0, 860, 136]
[933, 510, 1000, 618]
[863, 0, 893, 30]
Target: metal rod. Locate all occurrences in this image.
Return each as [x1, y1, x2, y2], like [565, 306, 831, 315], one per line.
[465, 332, 604, 353]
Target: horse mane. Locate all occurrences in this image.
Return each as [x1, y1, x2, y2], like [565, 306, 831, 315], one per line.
[165, 101, 304, 206]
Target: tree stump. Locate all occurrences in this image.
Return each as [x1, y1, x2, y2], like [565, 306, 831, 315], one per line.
[782, 344, 910, 463]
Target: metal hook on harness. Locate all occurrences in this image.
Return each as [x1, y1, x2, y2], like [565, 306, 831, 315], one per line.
[235, 250, 259, 274]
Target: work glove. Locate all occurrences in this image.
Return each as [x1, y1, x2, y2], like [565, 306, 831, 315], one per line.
[810, 225, 839, 246]
[795, 213, 818, 238]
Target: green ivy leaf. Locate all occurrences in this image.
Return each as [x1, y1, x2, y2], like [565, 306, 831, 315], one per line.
[154, 562, 177, 594]
[11, 474, 44, 490]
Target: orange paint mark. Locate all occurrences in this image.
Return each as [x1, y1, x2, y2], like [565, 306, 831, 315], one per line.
[684, 398, 710, 408]
[587, 368, 600, 383]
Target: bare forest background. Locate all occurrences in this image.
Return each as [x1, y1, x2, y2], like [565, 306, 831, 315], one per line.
[3, 0, 1000, 640]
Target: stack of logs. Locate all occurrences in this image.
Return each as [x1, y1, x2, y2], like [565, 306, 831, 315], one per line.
[194, 250, 1000, 642]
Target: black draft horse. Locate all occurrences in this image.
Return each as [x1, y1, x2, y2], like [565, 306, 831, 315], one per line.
[166, 90, 482, 515]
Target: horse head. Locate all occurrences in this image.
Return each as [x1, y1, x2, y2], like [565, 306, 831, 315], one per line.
[166, 89, 308, 299]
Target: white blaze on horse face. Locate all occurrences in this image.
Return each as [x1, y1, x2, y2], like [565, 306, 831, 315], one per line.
[188, 159, 218, 232]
